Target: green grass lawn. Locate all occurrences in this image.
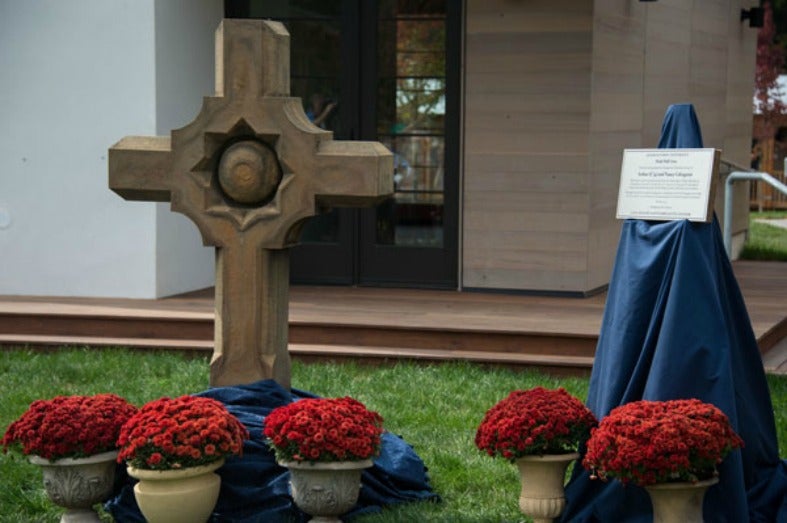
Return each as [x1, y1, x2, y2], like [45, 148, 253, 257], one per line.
[0, 348, 785, 522]
[740, 211, 787, 261]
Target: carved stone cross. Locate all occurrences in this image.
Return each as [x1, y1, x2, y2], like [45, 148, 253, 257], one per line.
[108, 19, 393, 389]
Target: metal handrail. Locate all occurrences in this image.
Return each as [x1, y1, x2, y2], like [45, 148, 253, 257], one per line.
[724, 170, 787, 258]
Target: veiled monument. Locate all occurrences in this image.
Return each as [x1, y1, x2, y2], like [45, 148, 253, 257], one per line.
[108, 19, 393, 389]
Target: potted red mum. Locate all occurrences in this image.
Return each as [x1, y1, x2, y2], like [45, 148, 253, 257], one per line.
[583, 398, 744, 522]
[475, 387, 597, 523]
[264, 397, 384, 522]
[2, 393, 138, 522]
[117, 395, 249, 523]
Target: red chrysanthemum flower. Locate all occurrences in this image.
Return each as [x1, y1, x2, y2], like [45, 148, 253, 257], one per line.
[264, 397, 384, 463]
[2, 394, 138, 461]
[583, 398, 744, 486]
[117, 395, 249, 471]
[475, 387, 597, 461]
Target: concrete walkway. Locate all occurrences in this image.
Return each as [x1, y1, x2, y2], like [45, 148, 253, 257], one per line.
[755, 218, 787, 229]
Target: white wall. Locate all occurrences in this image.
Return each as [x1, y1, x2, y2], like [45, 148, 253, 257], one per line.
[153, 0, 222, 297]
[0, 0, 220, 298]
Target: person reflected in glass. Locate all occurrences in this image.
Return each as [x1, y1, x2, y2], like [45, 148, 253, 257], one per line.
[306, 93, 337, 130]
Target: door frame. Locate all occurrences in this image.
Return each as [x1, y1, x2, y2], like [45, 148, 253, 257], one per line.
[224, 0, 462, 289]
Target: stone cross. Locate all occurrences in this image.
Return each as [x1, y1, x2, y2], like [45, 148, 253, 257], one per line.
[108, 19, 393, 389]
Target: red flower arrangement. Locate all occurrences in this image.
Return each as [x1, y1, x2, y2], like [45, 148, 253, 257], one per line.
[117, 395, 249, 470]
[583, 398, 744, 486]
[475, 387, 597, 461]
[2, 393, 138, 461]
[264, 397, 384, 463]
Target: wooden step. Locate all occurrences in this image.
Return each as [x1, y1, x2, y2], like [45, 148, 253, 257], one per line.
[0, 334, 213, 351]
[288, 343, 595, 372]
[0, 335, 594, 375]
[0, 321, 597, 372]
[0, 295, 599, 372]
[0, 304, 212, 342]
[2, 260, 786, 375]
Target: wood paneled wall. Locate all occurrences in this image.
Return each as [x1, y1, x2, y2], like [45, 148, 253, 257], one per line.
[462, 0, 757, 293]
[463, 0, 594, 292]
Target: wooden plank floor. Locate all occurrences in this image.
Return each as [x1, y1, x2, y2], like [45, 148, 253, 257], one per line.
[1, 260, 785, 374]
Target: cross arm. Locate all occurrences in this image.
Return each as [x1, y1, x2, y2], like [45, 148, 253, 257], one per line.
[313, 141, 394, 206]
[109, 136, 173, 202]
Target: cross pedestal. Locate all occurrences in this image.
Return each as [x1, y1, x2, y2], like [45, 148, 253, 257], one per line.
[108, 19, 393, 389]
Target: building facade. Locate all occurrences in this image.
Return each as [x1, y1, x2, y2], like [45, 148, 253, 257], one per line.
[0, 0, 757, 298]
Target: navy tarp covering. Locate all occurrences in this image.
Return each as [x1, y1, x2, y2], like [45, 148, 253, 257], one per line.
[106, 379, 438, 522]
[560, 104, 787, 522]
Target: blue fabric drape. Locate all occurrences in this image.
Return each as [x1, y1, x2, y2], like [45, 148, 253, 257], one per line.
[561, 104, 787, 522]
[105, 379, 438, 522]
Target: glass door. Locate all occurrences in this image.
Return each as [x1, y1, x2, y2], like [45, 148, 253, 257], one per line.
[230, 1, 358, 284]
[225, 0, 459, 288]
[358, 0, 458, 287]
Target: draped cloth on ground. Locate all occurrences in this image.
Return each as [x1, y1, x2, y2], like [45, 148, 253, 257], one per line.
[105, 379, 438, 522]
[560, 104, 787, 523]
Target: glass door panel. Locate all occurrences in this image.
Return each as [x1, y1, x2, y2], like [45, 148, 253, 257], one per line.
[374, 4, 445, 249]
[241, 0, 356, 284]
[289, 18, 343, 247]
[359, 0, 457, 287]
[227, 0, 458, 288]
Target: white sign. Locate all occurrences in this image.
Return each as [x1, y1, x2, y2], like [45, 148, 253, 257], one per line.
[616, 148, 720, 222]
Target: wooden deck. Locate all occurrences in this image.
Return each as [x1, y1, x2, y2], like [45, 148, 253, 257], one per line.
[1, 260, 786, 374]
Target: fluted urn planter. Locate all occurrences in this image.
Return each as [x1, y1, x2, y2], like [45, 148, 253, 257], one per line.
[126, 458, 224, 523]
[644, 477, 718, 523]
[281, 459, 373, 522]
[29, 450, 119, 523]
[515, 452, 578, 523]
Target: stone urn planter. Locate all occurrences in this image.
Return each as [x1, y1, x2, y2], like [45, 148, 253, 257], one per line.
[474, 388, 597, 523]
[583, 399, 743, 522]
[126, 458, 224, 523]
[281, 459, 373, 522]
[2, 394, 137, 522]
[644, 477, 718, 523]
[515, 452, 579, 523]
[29, 450, 119, 523]
[264, 397, 385, 522]
[117, 395, 249, 523]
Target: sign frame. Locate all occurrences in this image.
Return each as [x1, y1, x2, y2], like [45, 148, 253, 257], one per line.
[616, 148, 720, 223]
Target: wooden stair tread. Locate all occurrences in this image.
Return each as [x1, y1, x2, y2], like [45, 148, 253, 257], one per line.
[0, 300, 600, 337]
[288, 343, 595, 367]
[0, 335, 594, 368]
[0, 334, 213, 350]
[2, 260, 787, 375]
[0, 301, 211, 320]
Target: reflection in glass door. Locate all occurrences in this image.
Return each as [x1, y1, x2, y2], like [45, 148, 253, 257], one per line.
[234, 1, 357, 284]
[376, 4, 446, 248]
[226, 0, 459, 288]
[359, 0, 458, 287]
